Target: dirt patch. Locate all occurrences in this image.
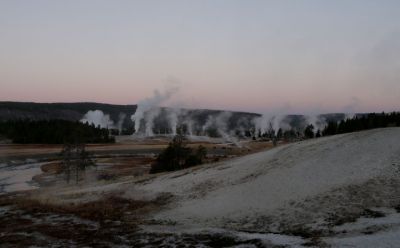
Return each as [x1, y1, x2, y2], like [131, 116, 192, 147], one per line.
[189, 179, 224, 199]
[95, 156, 154, 181]
[0, 192, 173, 247]
[40, 161, 63, 174]
[0, 192, 270, 247]
[13, 196, 150, 222]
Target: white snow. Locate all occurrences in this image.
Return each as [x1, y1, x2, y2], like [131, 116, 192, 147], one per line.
[139, 225, 307, 247]
[324, 208, 400, 247]
[327, 227, 400, 248]
[10, 128, 399, 246]
[135, 128, 400, 230]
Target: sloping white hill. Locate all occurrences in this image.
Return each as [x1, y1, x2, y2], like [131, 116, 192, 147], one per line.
[135, 128, 400, 243]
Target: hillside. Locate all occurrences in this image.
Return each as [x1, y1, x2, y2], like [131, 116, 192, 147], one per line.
[0, 102, 349, 137]
[133, 127, 400, 246]
[2, 128, 399, 247]
[0, 101, 137, 123]
[0, 102, 260, 131]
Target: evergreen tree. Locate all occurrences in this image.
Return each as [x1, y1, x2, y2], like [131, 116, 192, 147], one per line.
[304, 124, 315, 139]
[60, 143, 95, 184]
[150, 134, 207, 173]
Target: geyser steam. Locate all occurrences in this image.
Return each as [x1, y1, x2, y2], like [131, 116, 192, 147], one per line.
[129, 86, 343, 146]
[80, 110, 114, 129]
[131, 85, 179, 134]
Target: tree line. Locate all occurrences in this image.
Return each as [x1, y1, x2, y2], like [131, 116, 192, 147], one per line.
[0, 119, 115, 144]
[254, 112, 400, 141]
[321, 112, 400, 136]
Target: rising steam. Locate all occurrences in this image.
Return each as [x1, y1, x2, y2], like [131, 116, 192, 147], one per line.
[131, 85, 179, 134]
[126, 84, 351, 146]
[80, 110, 114, 129]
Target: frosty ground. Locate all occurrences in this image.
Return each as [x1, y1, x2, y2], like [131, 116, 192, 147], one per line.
[1, 128, 400, 247]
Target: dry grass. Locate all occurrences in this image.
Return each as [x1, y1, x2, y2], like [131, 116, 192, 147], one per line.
[1, 191, 171, 223]
[40, 161, 63, 174]
[0, 193, 173, 246]
[13, 195, 162, 222]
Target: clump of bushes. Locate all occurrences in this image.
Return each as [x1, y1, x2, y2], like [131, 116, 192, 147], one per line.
[150, 134, 207, 173]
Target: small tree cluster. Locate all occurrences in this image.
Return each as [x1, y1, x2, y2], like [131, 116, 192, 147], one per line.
[304, 124, 315, 139]
[60, 143, 95, 183]
[150, 134, 207, 173]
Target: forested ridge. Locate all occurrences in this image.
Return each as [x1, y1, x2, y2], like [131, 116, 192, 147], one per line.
[0, 119, 115, 144]
[321, 112, 400, 136]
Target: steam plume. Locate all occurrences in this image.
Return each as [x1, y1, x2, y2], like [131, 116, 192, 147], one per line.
[131, 85, 179, 134]
[80, 110, 114, 129]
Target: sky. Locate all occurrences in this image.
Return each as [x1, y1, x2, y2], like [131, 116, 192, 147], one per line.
[0, 0, 399, 114]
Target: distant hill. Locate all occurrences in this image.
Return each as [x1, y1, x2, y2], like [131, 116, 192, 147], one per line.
[0, 101, 349, 134]
[0, 102, 137, 123]
[0, 102, 260, 132]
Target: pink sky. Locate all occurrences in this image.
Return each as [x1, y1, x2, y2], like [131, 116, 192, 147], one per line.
[1, 1, 399, 114]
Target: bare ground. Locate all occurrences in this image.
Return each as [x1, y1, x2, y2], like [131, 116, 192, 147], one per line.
[0, 138, 281, 247]
[3, 130, 400, 247]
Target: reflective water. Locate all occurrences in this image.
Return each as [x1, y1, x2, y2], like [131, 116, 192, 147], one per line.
[0, 162, 44, 194]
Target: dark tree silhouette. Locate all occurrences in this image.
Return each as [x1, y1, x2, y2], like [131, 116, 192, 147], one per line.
[0, 119, 115, 144]
[315, 129, 321, 138]
[60, 143, 95, 183]
[322, 112, 400, 136]
[304, 124, 315, 139]
[150, 134, 207, 173]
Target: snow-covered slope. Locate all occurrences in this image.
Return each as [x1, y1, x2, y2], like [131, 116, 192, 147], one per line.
[135, 128, 400, 238]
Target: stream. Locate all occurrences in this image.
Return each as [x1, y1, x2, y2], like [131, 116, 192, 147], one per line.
[0, 162, 44, 195]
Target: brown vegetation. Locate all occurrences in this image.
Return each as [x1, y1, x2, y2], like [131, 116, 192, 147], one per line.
[41, 161, 63, 174]
[0, 193, 172, 247]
